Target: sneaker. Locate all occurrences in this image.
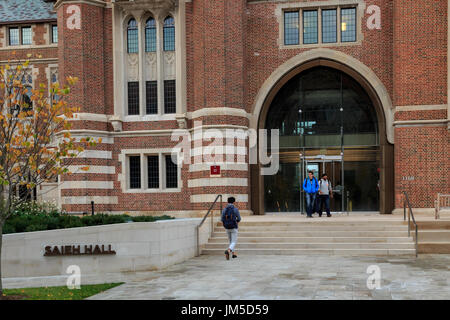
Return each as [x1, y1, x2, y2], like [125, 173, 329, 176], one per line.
[306, 215, 313, 218]
[232, 253, 237, 259]
[327, 214, 332, 217]
[224, 249, 230, 260]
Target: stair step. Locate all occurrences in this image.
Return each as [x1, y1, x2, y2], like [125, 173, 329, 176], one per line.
[208, 236, 414, 243]
[204, 242, 415, 249]
[201, 248, 416, 256]
[212, 231, 409, 237]
[215, 221, 408, 227]
[214, 226, 407, 232]
[417, 230, 450, 242]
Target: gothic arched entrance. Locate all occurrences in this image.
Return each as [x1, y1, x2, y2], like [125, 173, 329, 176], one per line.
[251, 59, 394, 215]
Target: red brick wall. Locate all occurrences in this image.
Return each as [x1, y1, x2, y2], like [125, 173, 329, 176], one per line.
[51, 0, 450, 212]
[392, 0, 449, 208]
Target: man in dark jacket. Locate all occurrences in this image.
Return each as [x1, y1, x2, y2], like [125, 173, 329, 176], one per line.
[303, 171, 319, 218]
[221, 196, 241, 260]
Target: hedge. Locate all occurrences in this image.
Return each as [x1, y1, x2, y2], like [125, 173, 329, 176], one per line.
[2, 202, 174, 234]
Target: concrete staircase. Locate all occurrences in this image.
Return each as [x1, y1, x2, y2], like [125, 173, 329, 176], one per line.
[201, 219, 416, 256]
[415, 220, 450, 254]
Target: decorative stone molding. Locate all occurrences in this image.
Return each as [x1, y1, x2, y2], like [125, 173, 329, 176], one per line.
[109, 115, 123, 132]
[175, 113, 187, 129]
[127, 53, 139, 81]
[113, 0, 178, 17]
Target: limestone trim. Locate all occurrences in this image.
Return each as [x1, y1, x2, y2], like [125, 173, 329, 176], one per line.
[67, 165, 116, 175]
[395, 105, 447, 112]
[393, 119, 448, 127]
[250, 48, 395, 144]
[61, 196, 118, 205]
[60, 181, 114, 190]
[54, 0, 107, 9]
[191, 194, 248, 204]
[275, 0, 365, 49]
[187, 107, 251, 119]
[188, 178, 248, 188]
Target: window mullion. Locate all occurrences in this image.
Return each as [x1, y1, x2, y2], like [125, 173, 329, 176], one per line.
[140, 153, 146, 191]
[138, 18, 145, 117]
[159, 153, 164, 190]
[157, 20, 164, 116]
[318, 8, 322, 44]
[337, 6, 341, 43]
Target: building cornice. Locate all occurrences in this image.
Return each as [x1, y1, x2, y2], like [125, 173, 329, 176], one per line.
[54, 0, 107, 10]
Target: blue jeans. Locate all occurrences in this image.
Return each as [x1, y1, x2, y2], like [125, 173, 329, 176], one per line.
[305, 193, 317, 216]
[318, 195, 331, 216]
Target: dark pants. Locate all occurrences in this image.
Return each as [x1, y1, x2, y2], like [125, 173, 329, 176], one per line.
[318, 194, 331, 216]
[305, 193, 317, 217]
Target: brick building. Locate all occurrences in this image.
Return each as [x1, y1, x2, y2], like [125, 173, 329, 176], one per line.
[1, 0, 449, 216]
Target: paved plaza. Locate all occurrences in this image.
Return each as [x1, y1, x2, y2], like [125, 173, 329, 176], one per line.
[83, 254, 450, 300]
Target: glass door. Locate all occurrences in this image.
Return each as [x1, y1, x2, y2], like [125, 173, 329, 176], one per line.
[302, 155, 345, 214]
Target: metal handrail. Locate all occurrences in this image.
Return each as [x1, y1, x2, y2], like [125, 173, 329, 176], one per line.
[196, 194, 222, 256]
[403, 191, 418, 257]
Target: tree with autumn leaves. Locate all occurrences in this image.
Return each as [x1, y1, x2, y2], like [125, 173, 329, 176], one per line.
[0, 53, 99, 296]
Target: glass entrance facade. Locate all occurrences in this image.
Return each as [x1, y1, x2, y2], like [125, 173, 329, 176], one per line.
[264, 66, 380, 213]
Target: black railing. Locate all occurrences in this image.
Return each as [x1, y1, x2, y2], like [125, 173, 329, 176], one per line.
[196, 195, 223, 256]
[403, 191, 418, 257]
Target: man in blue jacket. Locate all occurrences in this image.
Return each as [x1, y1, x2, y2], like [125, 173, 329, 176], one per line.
[303, 171, 319, 218]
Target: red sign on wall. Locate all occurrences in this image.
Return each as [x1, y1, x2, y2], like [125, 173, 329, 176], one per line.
[210, 165, 221, 176]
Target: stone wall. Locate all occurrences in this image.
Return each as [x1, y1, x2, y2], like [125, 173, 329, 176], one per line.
[1, 218, 211, 278]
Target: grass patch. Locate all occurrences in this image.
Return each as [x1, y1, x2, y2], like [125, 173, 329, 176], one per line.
[2, 282, 123, 300]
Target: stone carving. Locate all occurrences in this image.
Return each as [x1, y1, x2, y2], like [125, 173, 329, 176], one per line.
[109, 115, 123, 132]
[145, 52, 157, 81]
[163, 51, 176, 79]
[176, 114, 187, 129]
[127, 53, 139, 81]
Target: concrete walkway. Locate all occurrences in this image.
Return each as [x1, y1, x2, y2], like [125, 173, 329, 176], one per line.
[85, 254, 450, 300]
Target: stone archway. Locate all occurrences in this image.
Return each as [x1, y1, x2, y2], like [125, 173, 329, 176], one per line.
[249, 49, 395, 215]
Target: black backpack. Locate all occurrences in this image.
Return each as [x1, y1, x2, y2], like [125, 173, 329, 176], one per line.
[222, 206, 238, 229]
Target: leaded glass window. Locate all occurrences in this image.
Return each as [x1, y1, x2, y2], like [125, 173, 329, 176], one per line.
[52, 25, 58, 43]
[164, 80, 176, 114]
[303, 10, 318, 44]
[284, 11, 299, 45]
[127, 81, 140, 115]
[165, 155, 178, 189]
[341, 8, 357, 42]
[145, 18, 157, 52]
[322, 9, 337, 43]
[146, 81, 157, 114]
[9, 27, 19, 46]
[21, 27, 32, 45]
[127, 18, 138, 53]
[147, 156, 159, 189]
[163, 16, 175, 51]
[129, 156, 141, 189]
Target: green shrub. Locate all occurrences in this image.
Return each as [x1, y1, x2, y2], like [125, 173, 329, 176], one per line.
[131, 215, 175, 222]
[2, 202, 174, 234]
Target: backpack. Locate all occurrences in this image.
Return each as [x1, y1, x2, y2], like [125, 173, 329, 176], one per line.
[222, 206, 238, 229]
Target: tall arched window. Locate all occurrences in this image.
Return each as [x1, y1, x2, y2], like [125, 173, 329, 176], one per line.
[145, 18, 157, 52]
[163, 16, 175, 51]
[127, 18, 138, 53]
